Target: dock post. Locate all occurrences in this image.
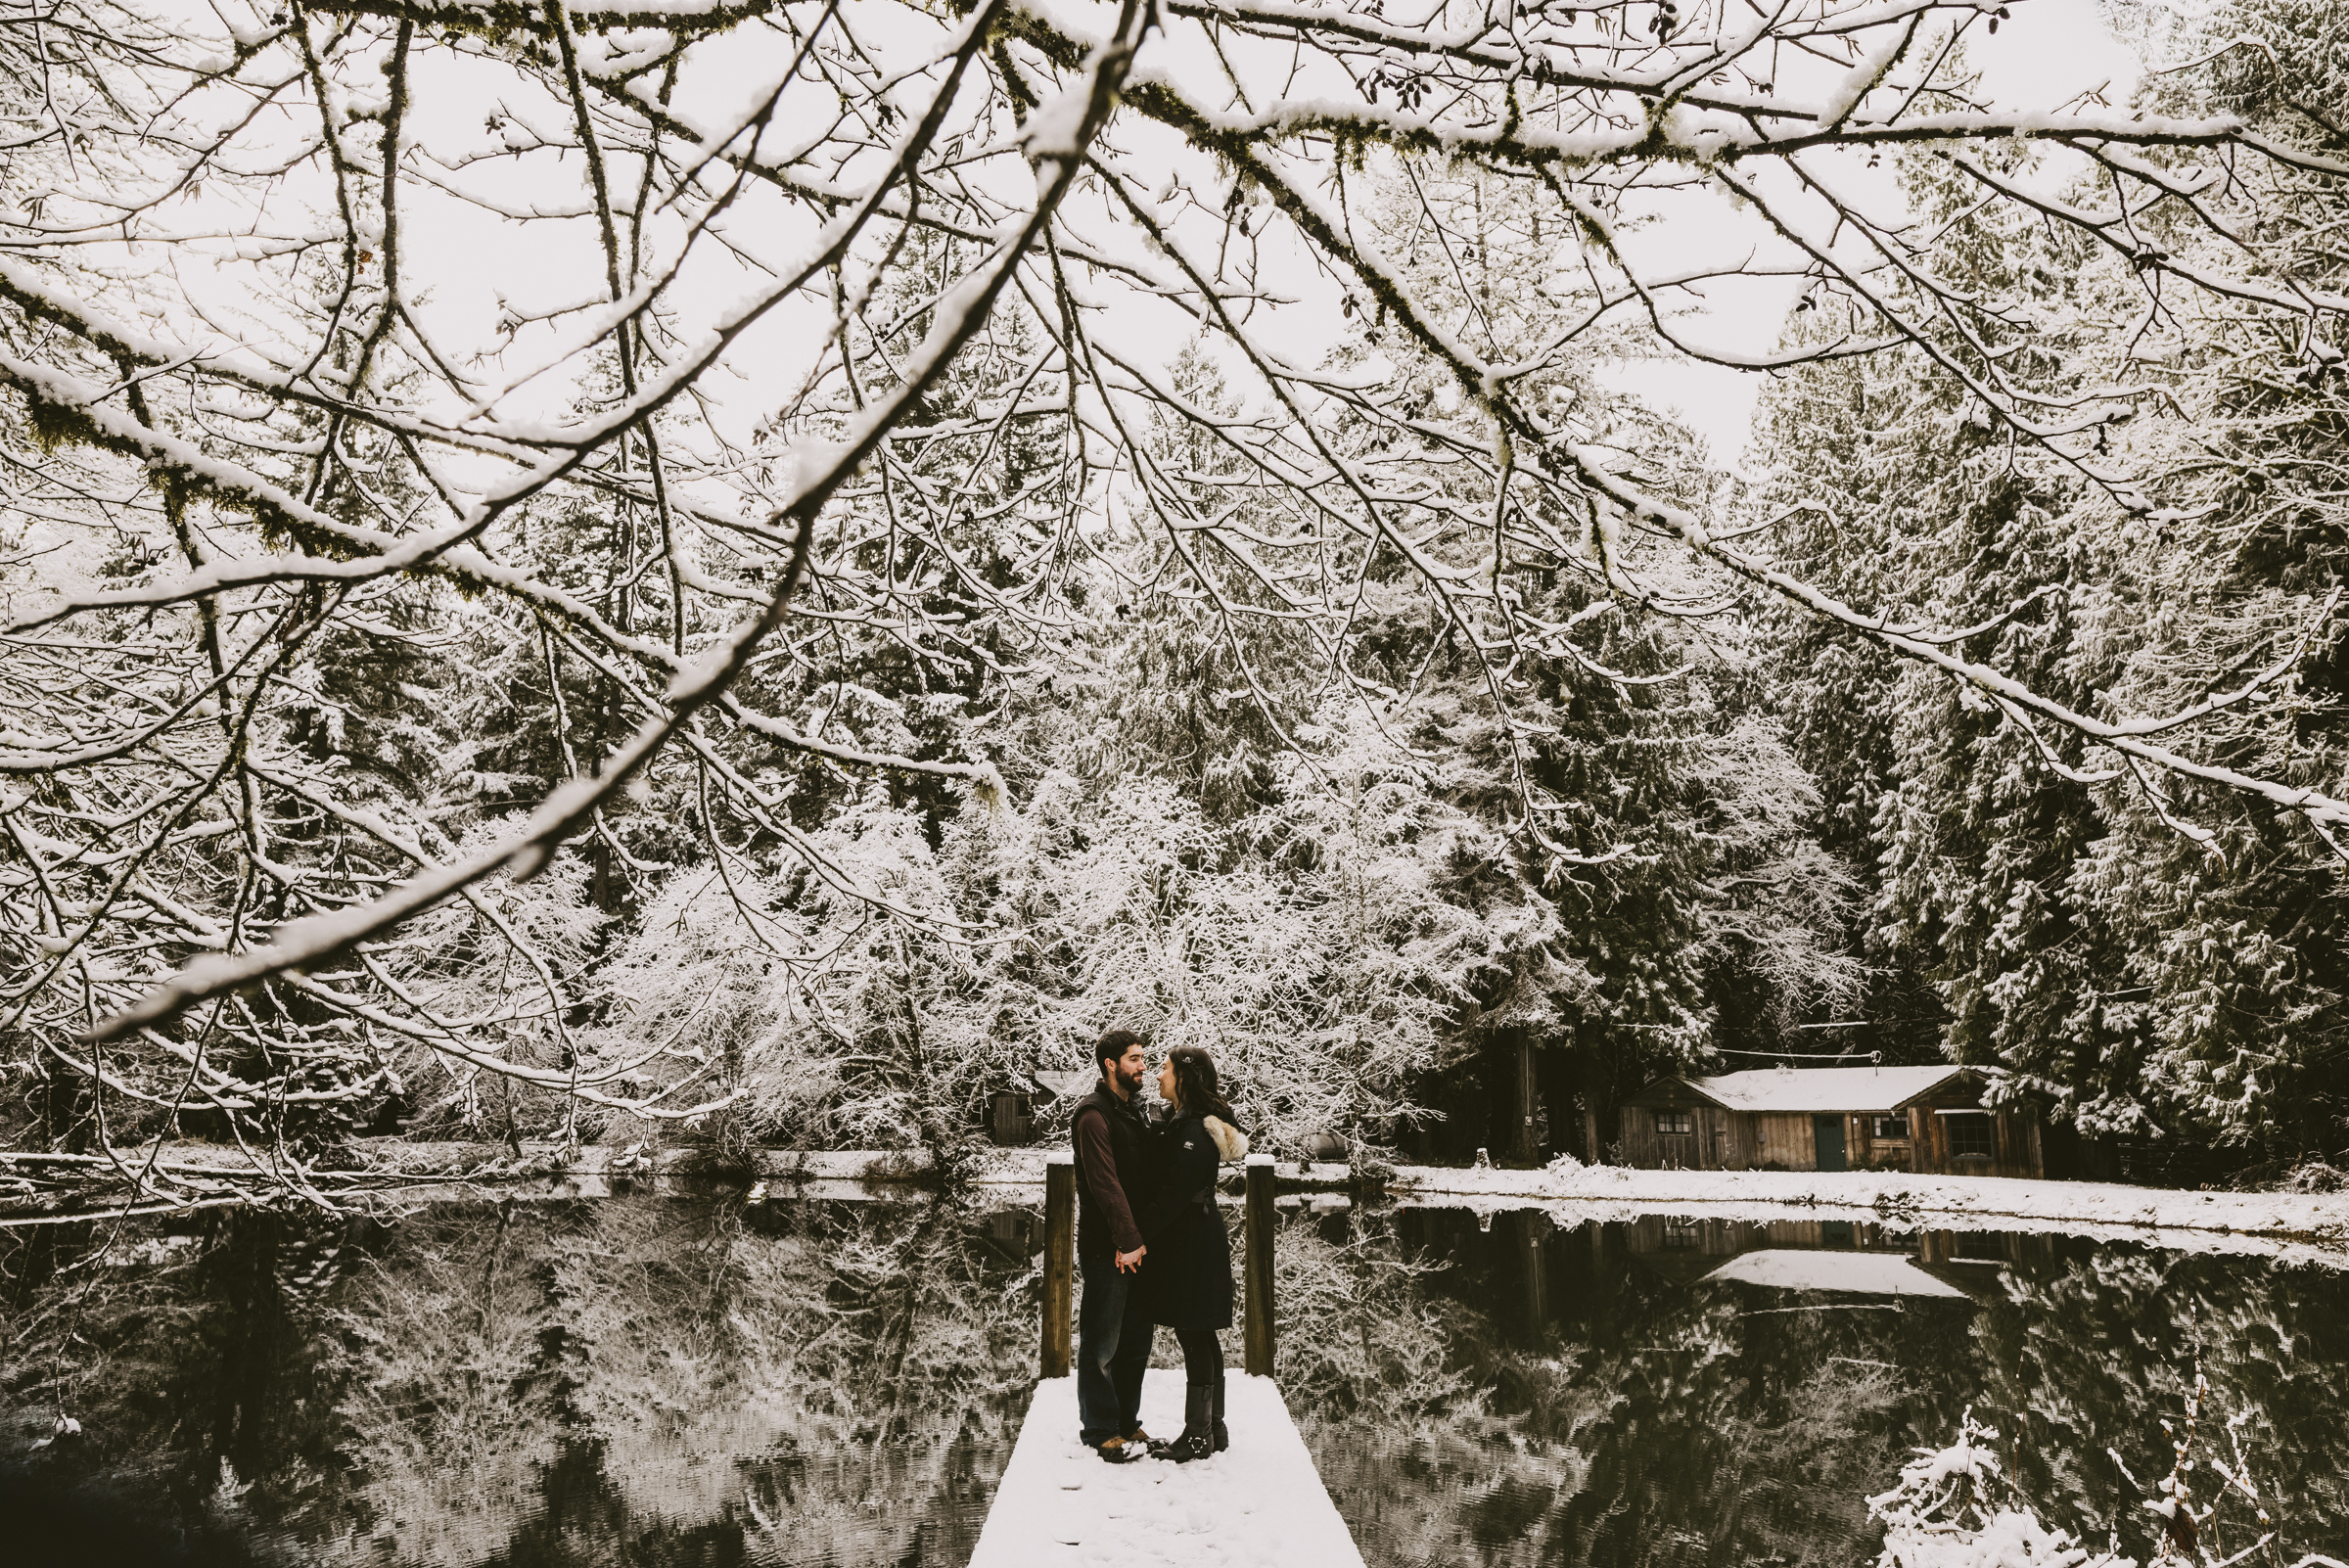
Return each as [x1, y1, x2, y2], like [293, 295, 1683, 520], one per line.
[1042, 1152, 1074, 1378]
[1243, 1152, 1275, 1376]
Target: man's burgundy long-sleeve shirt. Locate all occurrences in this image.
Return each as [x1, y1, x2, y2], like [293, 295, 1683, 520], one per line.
[1072, 1082, 1149, 1256]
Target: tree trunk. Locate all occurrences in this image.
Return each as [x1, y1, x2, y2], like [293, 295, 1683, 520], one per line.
[1514, 1209, 1549, 1346]
[1505, 1027, 1541, 1165]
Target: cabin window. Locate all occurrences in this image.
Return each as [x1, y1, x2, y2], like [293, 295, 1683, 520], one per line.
[1945, 1112, 1995, 1159]
[1871, 1116, 1908, 1140]
[1662, 1220, 1702, 1250]
[1655, 1110, 1693, 1135]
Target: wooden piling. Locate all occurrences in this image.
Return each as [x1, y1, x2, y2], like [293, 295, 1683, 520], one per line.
[1042, 1152, 1074, 1378]
[1243, 1153, 1275, 1376]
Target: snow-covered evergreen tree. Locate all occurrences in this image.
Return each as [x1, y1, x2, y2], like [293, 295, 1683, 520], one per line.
[1747, 4, 2349, 1158]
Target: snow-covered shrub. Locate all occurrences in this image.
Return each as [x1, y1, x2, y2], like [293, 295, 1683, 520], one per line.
[2274, 1163, 2346, 1195]
[340, 829, 608, 1144]
[586, 787, 982, 1151]
[582, 860, 833, 1147]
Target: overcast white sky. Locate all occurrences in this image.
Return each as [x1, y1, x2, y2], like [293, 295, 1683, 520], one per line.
[1597, 0, 2144, 470]
[123, 0, 2159, 527]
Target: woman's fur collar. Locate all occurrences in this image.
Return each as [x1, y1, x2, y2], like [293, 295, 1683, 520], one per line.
[1202, 1115, 1249, 1163]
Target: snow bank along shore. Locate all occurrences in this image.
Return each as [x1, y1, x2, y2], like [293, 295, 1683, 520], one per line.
[13, 1143, 2349, 1268]
[1389, 1159, 2349, 1263]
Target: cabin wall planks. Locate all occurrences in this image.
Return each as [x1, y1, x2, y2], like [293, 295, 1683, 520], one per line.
[1615, 1068, 2047, 1178]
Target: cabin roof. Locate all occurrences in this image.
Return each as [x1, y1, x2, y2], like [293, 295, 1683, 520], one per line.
[1629, 1064, 1978, 1113]
[1030, 1069, 1099, 1101]
[1700, 1249, 1974, 1300]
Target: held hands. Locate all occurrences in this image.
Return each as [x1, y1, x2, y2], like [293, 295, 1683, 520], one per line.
[1116, 1245, 1146, 1272]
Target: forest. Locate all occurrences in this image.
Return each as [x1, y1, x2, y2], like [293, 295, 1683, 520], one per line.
[2, 0, 2347, 1186]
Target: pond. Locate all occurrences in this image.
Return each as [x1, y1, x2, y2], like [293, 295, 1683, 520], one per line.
[4, 1189, 2345, 1567]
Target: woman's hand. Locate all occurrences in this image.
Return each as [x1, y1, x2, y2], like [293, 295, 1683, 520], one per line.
[1116, 1245, 1146, 1272]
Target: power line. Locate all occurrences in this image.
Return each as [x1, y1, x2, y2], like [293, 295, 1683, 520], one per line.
[1712, 1048, 1884, 1063]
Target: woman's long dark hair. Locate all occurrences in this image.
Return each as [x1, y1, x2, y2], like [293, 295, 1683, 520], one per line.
[1166, 1045, 1239, 1129]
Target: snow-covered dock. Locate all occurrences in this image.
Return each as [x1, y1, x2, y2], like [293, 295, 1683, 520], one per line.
[968, 1370, 1365, 1568]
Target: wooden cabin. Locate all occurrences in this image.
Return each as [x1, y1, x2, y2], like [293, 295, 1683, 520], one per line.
[986, 1087, 1036, 1146]
[1616, 1065, 2044, 1178]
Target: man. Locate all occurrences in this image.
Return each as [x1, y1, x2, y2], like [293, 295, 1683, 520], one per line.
[1070, 1029, 1158, 1462]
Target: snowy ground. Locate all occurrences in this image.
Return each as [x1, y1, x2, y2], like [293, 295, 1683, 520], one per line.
[968, 1371, 1365, 1568]
[1390, 1161, 2349, 1265]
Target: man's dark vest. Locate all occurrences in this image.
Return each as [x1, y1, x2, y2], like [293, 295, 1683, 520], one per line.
[1071, 1082, 1153, 1254]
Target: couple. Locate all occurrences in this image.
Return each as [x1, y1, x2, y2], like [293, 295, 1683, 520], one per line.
[1069, 1029, 1250, 1464]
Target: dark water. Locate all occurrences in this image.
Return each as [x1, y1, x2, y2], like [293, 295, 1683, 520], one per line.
[3, 1191, 2345, 1567]
[1309, 1210, 2349, 1566]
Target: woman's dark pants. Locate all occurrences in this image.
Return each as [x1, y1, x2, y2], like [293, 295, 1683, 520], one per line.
[1174, 1326, 1223, 1388]
[1076, 1247, 1153, 1448]
[1175, 1325, 1224, 1442]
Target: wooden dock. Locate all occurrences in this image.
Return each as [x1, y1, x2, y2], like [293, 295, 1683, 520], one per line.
[972, 1152, 1364, 1567]
[968, 1370, 1365, 1567]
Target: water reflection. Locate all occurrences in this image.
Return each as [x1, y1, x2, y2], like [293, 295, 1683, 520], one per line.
[1305, 1209, 2349, 1568]
[4, 1195, 2346, 1568]
[2, 1194, 1032, 1567]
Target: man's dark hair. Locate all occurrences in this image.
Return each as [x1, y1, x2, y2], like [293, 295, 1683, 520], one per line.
[1095, 1029, 1147, 1073]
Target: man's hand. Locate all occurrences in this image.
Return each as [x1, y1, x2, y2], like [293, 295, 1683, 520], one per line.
[1116, 1245, 1145, 1272]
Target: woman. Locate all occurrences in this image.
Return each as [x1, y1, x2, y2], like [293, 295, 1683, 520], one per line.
[1134, 1045, 1249, 1462]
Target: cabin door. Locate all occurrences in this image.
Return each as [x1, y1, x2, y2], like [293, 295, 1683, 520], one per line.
[1813, 1115, 1848, 1173]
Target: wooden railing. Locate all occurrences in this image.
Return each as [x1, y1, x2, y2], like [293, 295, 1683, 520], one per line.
[1038, 1150, 1277, 1379]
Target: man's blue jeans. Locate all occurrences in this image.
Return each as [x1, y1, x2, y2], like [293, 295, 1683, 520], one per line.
[1076, 1247, 1152, 1448]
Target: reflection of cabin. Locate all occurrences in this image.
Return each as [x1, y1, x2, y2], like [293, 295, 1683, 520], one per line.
[1621, 1215, 2058, 1303]
[1623, 1214, 1911, 1284]
[1616, 1066, 2044, 1177]
[1701, 1248, 1971, 1299]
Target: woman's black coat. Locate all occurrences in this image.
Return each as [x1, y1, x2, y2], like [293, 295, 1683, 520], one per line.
[1135, 1111, 1235, 1331]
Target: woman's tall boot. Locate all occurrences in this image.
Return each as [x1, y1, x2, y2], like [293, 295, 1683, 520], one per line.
[1212, 1371, 1228, 1453]
[1156, 1383, 1216, 1462]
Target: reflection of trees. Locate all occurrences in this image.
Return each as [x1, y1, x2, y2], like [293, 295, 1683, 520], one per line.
[11, 1201, 2349, 1567]
[1, 1205, 358, 1549]
[1968, 1245, 2349, 1562]
[1, 1195, 1038, 1565]
[1413, 1286, 1966, 1568]
[1287, 1215, 2338, 1568]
